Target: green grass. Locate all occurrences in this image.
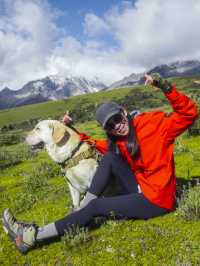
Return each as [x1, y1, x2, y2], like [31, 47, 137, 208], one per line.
[0, 77, 200, 265]
[0, 122, 200, 266]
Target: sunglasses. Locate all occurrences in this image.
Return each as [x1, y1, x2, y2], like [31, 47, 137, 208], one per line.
[105, 113, 125, 131]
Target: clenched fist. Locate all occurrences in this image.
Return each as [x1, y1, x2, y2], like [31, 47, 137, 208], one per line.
[62, 111, 73, 125]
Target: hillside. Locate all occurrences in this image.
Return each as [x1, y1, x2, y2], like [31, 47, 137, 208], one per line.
[0, 76, 200, 265]
[0, 125, 200, 265]
[0, 76, 200, 130]
[1, 60, 200, 109]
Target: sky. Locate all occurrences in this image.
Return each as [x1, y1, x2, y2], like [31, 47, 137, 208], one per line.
[0, 0, 200, 90]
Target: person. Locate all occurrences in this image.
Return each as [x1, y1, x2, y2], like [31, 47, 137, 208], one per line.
[2, 74, 198, 254]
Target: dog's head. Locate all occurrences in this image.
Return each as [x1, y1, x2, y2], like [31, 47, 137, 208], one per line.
[26, 120, 78, 149]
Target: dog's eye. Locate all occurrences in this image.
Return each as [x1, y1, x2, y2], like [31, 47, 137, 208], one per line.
[35, 127, 40, 130]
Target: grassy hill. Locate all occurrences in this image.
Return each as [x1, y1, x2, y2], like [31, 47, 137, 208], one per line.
[0, 76, 200, 129]
[0, 77, 200, 265]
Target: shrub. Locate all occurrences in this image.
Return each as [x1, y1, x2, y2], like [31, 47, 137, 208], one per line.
[61, 226, 91, 249]
[14, 161, 61, 213]
[0, 144, 34, 169]
[174, 138, 190, 155]
[177, 184, 200, 221]
[17, 143, 35, 160]
[0, 132, 21, 145]
[23, 169, 49, 194]
[35, 161, 60, 179]
[22, 161, 60, 194]
[14, 192, 38, 213]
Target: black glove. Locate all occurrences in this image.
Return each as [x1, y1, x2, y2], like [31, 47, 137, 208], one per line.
[151, 73, 172, 93]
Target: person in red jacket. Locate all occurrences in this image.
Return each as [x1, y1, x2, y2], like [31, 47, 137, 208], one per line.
[2, 74, 198, 254]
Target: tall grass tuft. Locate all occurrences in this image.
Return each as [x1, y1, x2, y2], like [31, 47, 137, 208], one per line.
[177, 183, 200, 221]
[62, 226, 91, 249]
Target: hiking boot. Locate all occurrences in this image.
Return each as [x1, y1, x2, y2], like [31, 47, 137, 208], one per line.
[2, 208, 37, 254]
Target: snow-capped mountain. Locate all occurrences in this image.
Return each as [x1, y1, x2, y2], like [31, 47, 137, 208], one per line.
[108, 60, 200, 90]
[147, 60, 200, 77]
[0, 60, 200, 110]
[0, 75, 106, 109]
[108, 73, 144, 90]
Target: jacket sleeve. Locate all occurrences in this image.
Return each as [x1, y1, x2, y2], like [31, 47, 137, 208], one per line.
[78, 132, 108, 155]
[164, 85, 198, 142]
[94, 139, 108, 154]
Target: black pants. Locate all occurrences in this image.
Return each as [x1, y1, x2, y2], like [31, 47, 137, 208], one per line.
[55, 152, 168, 236]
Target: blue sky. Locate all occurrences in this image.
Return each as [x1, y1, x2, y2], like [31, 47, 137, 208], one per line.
[50, 0, 128, 40]
[49, 0, 133, 50]
[0, 0, 200, 90]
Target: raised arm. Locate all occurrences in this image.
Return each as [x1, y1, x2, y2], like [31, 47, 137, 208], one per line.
[144, 74, 198, 142]
[164, 85, 198, 141]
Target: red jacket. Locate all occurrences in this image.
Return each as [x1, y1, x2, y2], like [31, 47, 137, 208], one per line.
[79, 86, 198, 210]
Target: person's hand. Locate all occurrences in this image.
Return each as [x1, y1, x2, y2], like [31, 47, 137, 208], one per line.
[144, 73, 172, 93]
[144, 74, 154, 86]
[144, 74, 160, 90]
[62, 111, 73, 125]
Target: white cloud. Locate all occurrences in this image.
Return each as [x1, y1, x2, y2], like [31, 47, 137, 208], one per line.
[105, 0, 200, 67]
[47, 36, 136, 84]
[0, 0, 60, 89]
[1, 0, 200, 90]
[83, 13, 110, 37]
[57, 0, 200, 84]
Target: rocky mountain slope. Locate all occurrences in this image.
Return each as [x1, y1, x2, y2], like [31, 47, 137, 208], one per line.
[108, 60, 200, 89]
[0, 75, 106, 109]
[0, 60, 200, 109]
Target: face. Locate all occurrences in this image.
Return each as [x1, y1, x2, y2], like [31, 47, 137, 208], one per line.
[26, 121, 52, 147]
[105, 111, 129, 136]
[26, 120, 70, 147]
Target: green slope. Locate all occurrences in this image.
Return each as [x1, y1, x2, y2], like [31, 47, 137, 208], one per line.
[0, 76, 200, 265]
[0, 76, 200, 129]
[0, 127, 200, 265]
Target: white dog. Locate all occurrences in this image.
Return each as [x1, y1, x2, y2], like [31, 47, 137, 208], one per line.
[26, 120, 101, 209]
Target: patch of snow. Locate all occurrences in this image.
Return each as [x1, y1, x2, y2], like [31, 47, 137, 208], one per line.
[56, 86, 63, 91]
[72, 89, 85, 96]
[15, 92, 32, 98]
[174, 66, 193, 73]
[48, 96, 57, 100]
[49, 75, 67, 86]
[33, 81, 43, 89]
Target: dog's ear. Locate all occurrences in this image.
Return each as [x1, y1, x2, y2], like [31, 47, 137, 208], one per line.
[52, 124, 67, 144]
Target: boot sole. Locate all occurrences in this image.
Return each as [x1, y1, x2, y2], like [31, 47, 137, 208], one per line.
[2, 216, 17, 241]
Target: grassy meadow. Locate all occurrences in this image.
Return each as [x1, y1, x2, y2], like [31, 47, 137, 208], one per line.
[0, 78, 200, 265]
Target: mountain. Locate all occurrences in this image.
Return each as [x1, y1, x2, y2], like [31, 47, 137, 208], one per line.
[147, 60, 200, 77]
[108, 60, 200, 89]
[1, 60, 200, 110]
[0, 75, 106, 109]
[108, 73, 144, 90]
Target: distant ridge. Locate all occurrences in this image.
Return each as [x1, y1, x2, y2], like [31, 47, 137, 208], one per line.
[0, 60, 200, 110]
[0, 75, 106, 110]
[108, 60, 200, 90]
